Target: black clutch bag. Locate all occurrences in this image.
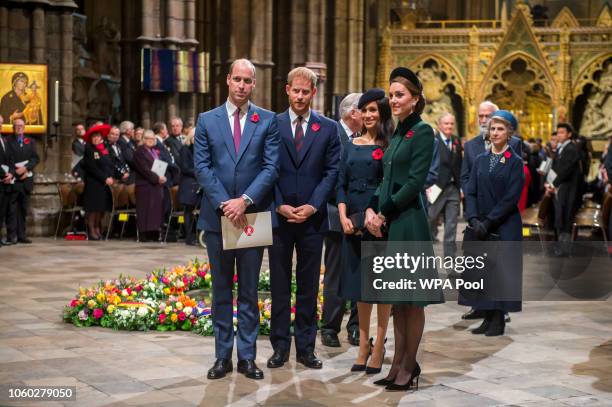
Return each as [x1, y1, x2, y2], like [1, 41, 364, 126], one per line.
[349, 211, 366, 232]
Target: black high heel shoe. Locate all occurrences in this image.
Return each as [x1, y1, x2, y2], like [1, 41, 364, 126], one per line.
[373, 375, 396, 386]
[351, 338, 374, 372]
[365, 338, 387, 374]
[385, 362, 421, 392]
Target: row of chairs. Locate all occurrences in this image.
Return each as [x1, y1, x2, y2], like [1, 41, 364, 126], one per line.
[54, 182, 196, 243]
[521, 190, 612, 247]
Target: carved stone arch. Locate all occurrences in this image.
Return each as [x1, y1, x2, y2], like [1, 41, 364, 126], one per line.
[573, 53, 612, 97]
[409, 54, 465, 98]
[480, 51, 557, 105]
[480, 52, 556, 138]
[407, 55, 466, 135]
[551, 7, 580, 29]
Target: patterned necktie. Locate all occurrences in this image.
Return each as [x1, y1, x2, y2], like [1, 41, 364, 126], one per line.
[233, 108, 242, 153]
[445, 137, 451, 150]
[18, 136, 24, 147]
[294, 116, 304, 152]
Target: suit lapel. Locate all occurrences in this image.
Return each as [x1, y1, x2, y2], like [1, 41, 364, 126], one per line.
[214, 105, 236, 163]
[236, 104, 257, 164]
[279, 111, 298, 166]
[297, 111, 319, 166]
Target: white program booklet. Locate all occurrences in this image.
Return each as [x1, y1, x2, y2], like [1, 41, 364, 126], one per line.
[15, 160, 32, 178]
[151, 159, 168, 177]
[537, 159, 551, 175]
[546, 169, 557, 185]
[425, 184, 443, 204]
[222, 211, 273, 250]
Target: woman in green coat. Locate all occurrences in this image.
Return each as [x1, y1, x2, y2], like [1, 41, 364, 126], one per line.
[365, 67, 444, 391]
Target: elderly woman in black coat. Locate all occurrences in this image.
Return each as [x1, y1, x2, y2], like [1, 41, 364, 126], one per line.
[178, 128, 200, 245]
[81, 124, 115, 240]
[132, 130, 167, 241]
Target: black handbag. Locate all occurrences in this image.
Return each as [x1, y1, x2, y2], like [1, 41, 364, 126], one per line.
[349, 211, 366, 232]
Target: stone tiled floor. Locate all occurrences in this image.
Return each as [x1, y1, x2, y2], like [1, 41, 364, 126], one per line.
[0, 238, 610, 406]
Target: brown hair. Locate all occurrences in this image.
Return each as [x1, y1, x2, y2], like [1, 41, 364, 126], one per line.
[390, 77, 426, 115]
[287, 67, 318, 88]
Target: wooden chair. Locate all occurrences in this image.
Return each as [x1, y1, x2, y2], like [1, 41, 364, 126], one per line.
[521, 194, 552, 249]
[105, 184, 127, 240]
[572, 192, 611, 242]
[164, 185, 183, 243]
[54, 182, 84, 239]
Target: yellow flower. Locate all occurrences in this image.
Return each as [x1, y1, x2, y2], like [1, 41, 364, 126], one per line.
[264, 310, 270, 319]
[163, 288, 170, 294]
[175, 302, 183, 311]
[113, 296, 121, 305]
[97, 293, 105, 303]
[107, 305, 115, 313]
[170, 313, 178, 323]
[164, 307, 171, 315]
[87, 300, 96, 308]
[152, 276, 158, 283]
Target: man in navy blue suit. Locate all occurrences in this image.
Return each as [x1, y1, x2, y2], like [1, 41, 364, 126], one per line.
[194, 59, 280, 380]
[459, 100, 521, 321]
[267, 67, 340, 370]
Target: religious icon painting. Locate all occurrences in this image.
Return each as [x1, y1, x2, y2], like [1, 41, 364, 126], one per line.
[0, 63, 48, 134]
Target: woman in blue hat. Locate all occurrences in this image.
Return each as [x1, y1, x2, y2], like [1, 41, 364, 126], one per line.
[462, 109, 525, 336]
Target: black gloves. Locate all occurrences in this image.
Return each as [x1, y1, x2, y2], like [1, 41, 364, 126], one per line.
[469, 218, 492, 240]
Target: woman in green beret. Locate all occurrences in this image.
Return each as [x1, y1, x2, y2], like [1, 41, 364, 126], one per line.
[365, 67, 444, 391]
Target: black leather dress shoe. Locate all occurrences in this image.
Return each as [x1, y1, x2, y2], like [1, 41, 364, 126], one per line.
[17, 238, 32, 244]
[462, 309, 486, 320]
[347, 330, 360, 346]
[237, 359, 264, 380]
[321, 332, 340, 347]
[296, 353, 323, 369]
[267, 349, 289, 368]
[207, 358, 233, 380]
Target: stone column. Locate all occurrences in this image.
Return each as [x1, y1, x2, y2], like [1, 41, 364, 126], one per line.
[467, 26, 480, 138]
[60, 11, 74, 171]
[0, 6, 8, 60]
[31, 7, 45, 63]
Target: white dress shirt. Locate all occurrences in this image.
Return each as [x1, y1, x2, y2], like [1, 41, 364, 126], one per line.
[339, 119, 354, 140]
[288, 108, 311, 138]
[226, 99, 249, 135]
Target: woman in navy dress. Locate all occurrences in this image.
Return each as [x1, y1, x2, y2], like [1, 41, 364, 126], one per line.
[337, 89, 393, 374]
[463, 110, 524, 336]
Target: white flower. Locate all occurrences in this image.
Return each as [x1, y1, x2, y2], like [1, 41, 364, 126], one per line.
[149, 282, 156, 290]
[121, 289, 129, 297]
[137, 307, 148, 317]
[183, 307, 192, 316]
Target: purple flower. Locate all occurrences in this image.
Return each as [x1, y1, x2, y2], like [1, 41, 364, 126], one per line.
[78, 309, 88, 320]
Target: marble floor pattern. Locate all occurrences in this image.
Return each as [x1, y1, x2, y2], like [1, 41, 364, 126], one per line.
[0, 238, 610, 407]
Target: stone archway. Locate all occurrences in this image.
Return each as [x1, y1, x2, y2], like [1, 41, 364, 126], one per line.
[482, 54, 555, 140]
[573, 54, 612, 138]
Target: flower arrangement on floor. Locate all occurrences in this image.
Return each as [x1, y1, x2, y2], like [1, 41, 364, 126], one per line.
[63, 259, 324, 337]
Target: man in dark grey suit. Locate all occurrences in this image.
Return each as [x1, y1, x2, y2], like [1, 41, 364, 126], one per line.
[428, 113, 462, 257]
[321, 93, 362, 347]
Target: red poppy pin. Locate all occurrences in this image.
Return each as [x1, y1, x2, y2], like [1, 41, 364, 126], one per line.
[453, 139, 459, 146]
[101, 149, 109, 156]
[372, 148, 383, 161]
[251, 112, 260, 123]
[244, 225, 254, 236]
[24, 138, 30, 145]
[311, 123, 320, 132]
[504, 151, 511, 159]
[405, 130, 414, 139]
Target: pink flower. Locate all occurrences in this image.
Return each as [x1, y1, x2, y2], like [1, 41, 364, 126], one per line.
[134, 285, 142, 292]
[24, 138, 31, 145]
[162, 277, 170, 285]
[70, 299, 79, 307]
[93, 308, 103, 319]
[159, 313, 166, 323]
[311, 123, 320, 132]
[291, 306, 296, 314]
[504, 151, 511, 159]
[233, 274, 238, 283]
[405, 130, 414, 139]
[178, 312, 186, 321]
[251, 112, 260, 123]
